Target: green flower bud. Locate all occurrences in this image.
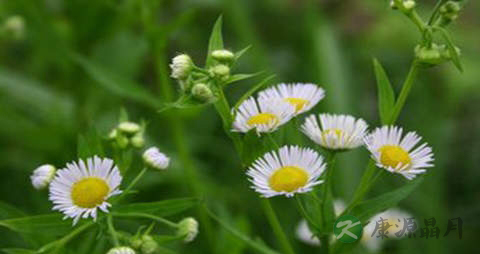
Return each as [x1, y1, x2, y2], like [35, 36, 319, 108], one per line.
[117, 135, 129, 149]
[415, 44, 452, 65]
[118, 122, 141, 135]
[130, 134, 145, 148]
[209, 64, 230, 81]
[403, 0, 416, 11]
[4, 15, 25, 40]
[108, 129, 118, 140]
[140, 235, 158, 254]
[107, 246, 136, 254]
[170, 54, 193, 80]
[177, 217, 199, 243]
[211, 49, 235, 63]
[191, 83, 214, 102]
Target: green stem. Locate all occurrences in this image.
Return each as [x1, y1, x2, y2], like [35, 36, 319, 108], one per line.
[388, 60, 421, 124]
[113, 212, 179, 229]
[38, 222, 95, 253]
[114, 167, 147, 204]
[107, 215, 120, 246]
[261, 199, 296, 254]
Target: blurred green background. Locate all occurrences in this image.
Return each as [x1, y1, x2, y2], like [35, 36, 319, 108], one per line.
[0, 0, 479, 253]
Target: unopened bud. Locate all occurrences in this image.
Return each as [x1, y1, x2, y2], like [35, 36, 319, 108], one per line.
[192, 83, 214, 102]
[117, 135, 129, 149]
[130, 134, 145, 148]
[211, 49, 235, 63]
[4, 15, 25, 40]
[118, 122, 141, 134]
[140, 235, 158, 254]
[209, 64, 230, 81]
[415, 44, 452, 65]
[143, 147, 170, 170]
[30, 164, 56, 190]
[403, 0, 416, 11]
[107, 246, 136, 254]
[440, 1, 461, 22]
[170, 54, 193, 80]
[177, 217, 199, 243]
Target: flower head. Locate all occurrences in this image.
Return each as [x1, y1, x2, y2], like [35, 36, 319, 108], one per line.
[107, 246, 136, 254]
[118, 121, 141, 135]
[143, 147, 170, 170]
[170, 54, 193, 80]
[192, 83, 215, 102]
[247, 145, 326, 197]
[49, 156, 122, 225]
[258, 83, 325, 115]
[211, 49, 235, 63]
[30, 164, 56, 190]
[233, 97, 295, 134]
[301, 114, 368, 150]
[365, 126, 434, 180]
[177, 217, 199, 243]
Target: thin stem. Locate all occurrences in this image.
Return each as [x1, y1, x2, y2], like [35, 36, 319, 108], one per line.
[266, 133, 280, 150]
[107, 215, 120, 246]
[38, 222, 95, 253]
[113, 212, 179, 229]
[428, 0, 446, 25]
[261, 199, 296, 254]
[388, 60, 421, 124]
[114, 167, 147, 204]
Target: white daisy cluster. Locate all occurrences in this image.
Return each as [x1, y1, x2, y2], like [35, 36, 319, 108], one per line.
[49, 156, 122, 225]
[233, 83, 325, 134]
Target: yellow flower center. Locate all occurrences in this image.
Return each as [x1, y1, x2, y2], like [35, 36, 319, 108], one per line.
[269, 166, 309, 192]
[284, 98, 309, 112]
[247, 113, 278, 126]
[71, 177, 110, 208]
[322, 128, 343, 139]
[379, 145, 411, 169]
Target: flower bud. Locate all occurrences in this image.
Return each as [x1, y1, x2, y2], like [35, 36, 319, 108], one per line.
[403, 0, 416, 11]
[108, 129, 118, 140]
[211, 49, 235, 63]
[209, 64, 230, 81]
[191, 83, 214, 102]
[106, 246, 136, 254]
[140, 235, 158, 254]
[415, 44, 451, 65]
[130, 134, 145, 148]
[118, 122, 141, 134]
[30, 164, 56, 190]
[170, 54, 193, 80]
[143, 147, 170, 170]
[4, 15, 25, 40]
[177, 217, 199, 243]
[117, 135, 129, 149]
[440, 1, 461, 22]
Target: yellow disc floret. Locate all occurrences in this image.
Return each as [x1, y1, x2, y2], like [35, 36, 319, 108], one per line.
[247, 113, 278, 126]
[71, 177, 109, 208]
[269, 166, 309, 192]
[284, 98, 309, 112]
[379, 145, 411, 169]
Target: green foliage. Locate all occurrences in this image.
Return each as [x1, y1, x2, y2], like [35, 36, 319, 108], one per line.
[113, 198, 198, 216]
[373, 58, 396, 124]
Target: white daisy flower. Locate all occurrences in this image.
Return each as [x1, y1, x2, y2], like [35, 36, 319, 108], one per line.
[143, 147, 170, 170]
[365, 126, 434, 180]
[246, 145, 326, 198]
[296, 200, 346, 246]
[30, 164, 56, 190]
[362, 209, 413, 252]
[301, 114, 369, 150]
[49, 156, 122, 225]
[258, 83, 325, 115]
[107, 246, 136, 254]
[232, 97, 295, 134]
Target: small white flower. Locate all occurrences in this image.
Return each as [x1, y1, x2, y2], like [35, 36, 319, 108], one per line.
[362, 209, 413, 252]
[365, 126, 434, 180]
[143, 147, 170, 170]
[107, 246, 136, 254]
[170, 54, 193, 80]
[30, 164, 56, 190]
[301, 113, 369, 150]
[117, 122, 141, 134]
[258, 83, 325, 115]
[247, 145, 326, 198]
[232, 97, 295, 134]
[177, 217, 199, 243]
[49, 156, 122, 225]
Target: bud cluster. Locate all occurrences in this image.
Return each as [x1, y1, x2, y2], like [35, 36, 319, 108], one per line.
[108, 121, 145, 149]
[414, 43, 460, 65]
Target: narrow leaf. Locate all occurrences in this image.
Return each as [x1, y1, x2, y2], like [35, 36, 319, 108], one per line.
[373, 58, 395, 124]
[224, 72, 263, 85]
[0, 214, 72, 236]
[1, 249, 36, 254]
[435, 27, 463, 72]
[206, 16, 224, 67]
[114, 198, 198, 216]
[234, 45, 252, 61]
[233, 74, 276, 111]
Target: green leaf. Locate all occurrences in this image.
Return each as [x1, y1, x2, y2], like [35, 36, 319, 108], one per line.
[435, 27, 463, 72]
[114, 198, 198, 216]
[224, 72, 263, 86]
[0, 214, 72, 236]
[206, 208, 280, 254]
[234, 45, 252, 61]
[1, 249, 36, 254]
[373, 58, 395, 124]
[206, 16, 224, 67]
[233, 74, 276, 111]
[0, 201, 27, 220]
[77, 128, 105, 159]
[71, 53, 160, 108]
